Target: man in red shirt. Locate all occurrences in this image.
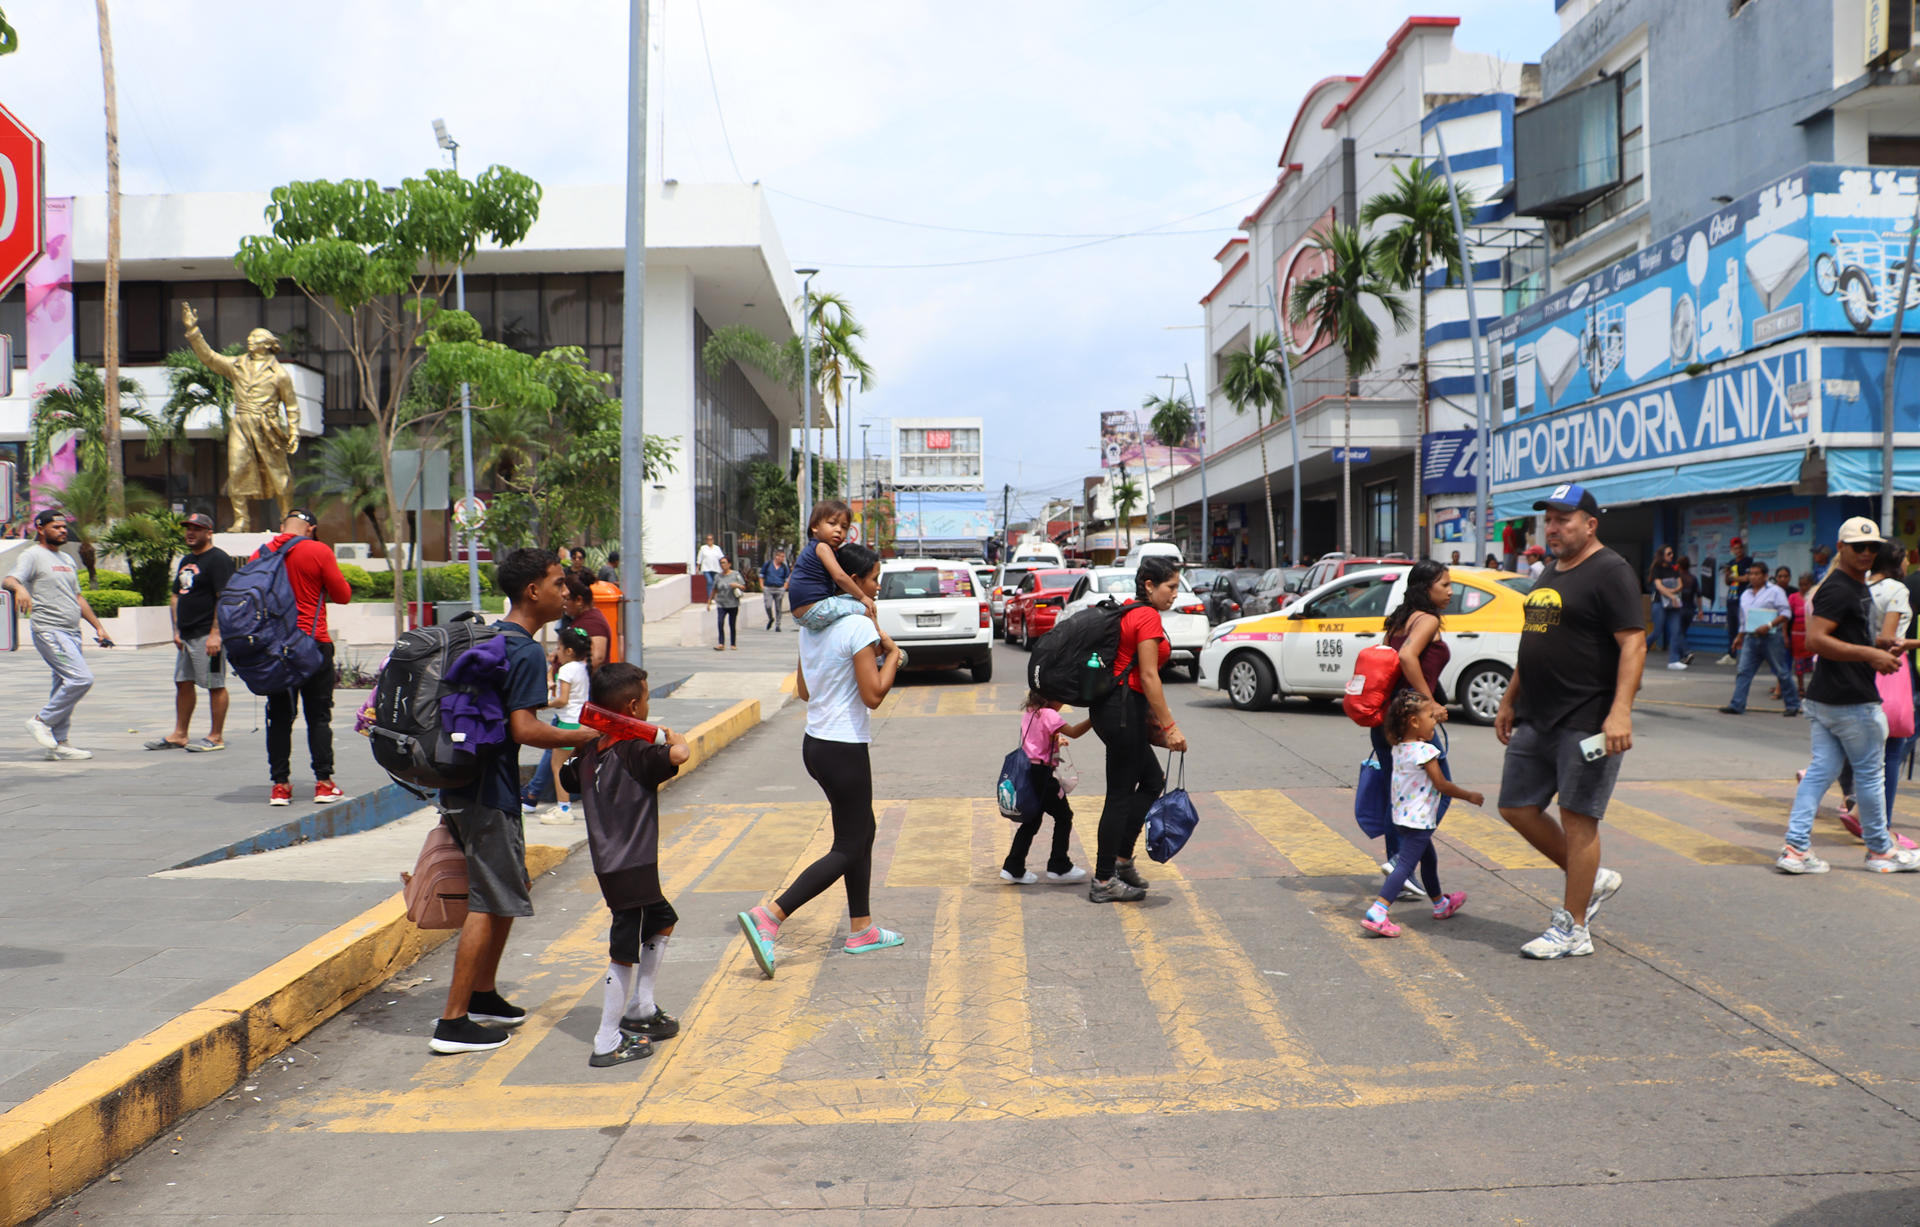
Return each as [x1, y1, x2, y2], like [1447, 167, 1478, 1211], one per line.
[258, 509, 353, 806]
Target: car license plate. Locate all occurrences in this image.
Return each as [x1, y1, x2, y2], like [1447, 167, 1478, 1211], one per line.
[917, 613, 941, 627]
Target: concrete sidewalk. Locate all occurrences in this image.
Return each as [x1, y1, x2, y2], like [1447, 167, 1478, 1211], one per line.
[0, 625, 796, 1118]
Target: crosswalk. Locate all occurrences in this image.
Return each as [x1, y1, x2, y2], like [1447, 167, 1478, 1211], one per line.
[290, 775, 1877, 1136]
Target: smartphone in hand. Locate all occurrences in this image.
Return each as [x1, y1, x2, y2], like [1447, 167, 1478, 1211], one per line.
[1578, 732, 1608, 762]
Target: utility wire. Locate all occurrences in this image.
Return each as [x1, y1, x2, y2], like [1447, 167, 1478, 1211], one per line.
[692, 0, 745, 183]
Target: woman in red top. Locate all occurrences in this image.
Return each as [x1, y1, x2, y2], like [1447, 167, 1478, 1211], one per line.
[1087, 556, 1189, 903]
[1372, 560, 1452, 900]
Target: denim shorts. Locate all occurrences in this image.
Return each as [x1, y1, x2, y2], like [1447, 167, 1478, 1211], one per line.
[443, 802, 532, 917]
[1497, 721, 1625, 820]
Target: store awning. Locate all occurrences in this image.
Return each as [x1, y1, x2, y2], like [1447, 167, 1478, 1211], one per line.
[1491, 450, 1806, 519]
[1826, 447, 1920, 496]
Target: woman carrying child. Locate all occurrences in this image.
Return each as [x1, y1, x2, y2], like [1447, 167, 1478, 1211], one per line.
[1003, 690, 1091, 885]
[1363, 690, 1485, 937]
[737, 541, 905, 977]
[786, 499, 878, 632]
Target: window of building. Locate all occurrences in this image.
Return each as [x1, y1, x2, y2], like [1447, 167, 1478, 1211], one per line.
[1364, 481, 1399, 555]
[1565, 58, 1645, 241]
[1870, 135, 1920, 166]
[692, 313, 776, 551]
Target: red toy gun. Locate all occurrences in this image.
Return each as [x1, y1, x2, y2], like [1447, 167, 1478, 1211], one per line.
[579, 703, 668, 745]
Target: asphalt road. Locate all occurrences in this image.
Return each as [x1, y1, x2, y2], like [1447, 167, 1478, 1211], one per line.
[37, 640, 1920, 1225]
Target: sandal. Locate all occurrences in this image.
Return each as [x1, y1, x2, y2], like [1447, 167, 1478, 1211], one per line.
[143, 737, 186, 751]
[183, 738, 226, 752]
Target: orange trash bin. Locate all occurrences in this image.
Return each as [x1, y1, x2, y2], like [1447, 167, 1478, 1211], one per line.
[591, 580, 625, 663]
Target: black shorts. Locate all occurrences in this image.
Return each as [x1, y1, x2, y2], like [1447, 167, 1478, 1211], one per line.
[1496, 721, 1625, 821]
[443, 803, 532, 917]
[609, 899, 679, 962]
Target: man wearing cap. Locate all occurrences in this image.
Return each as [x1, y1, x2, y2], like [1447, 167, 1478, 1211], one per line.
[148, 513, 234, 752]
[1525, 545, 1546, 581]
[1718, 536, 1755, 664]
[1777, 518, 1920, 874]
[256, 509, 353, 806]
[1492, 483, 1641, 959]
[4, 509, 114, 759]
[182, 302, 299, 532]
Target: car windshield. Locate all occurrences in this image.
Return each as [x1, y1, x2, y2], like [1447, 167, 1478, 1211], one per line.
[995, 567, 1035, 589]
[880, 569, 974, 600]
[1500, 577, 1534, 595]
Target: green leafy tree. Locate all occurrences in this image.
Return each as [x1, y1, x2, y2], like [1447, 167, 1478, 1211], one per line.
[298, 424, 388, 548]
[160, 340, 239, 506]
[234, 168, 543, 630]
[99, 510, 185, 606]
[1289, 222, 1411, 555]
[1145, 390, 1198, 547]
[1362, 161, 1478, 555]
[29, 361, 163, 475]
[1112, 474, 1143, 550]
[32, 465, 161, 585]
[809, 295, 872, 492]
[1221, 335, 1286, 567]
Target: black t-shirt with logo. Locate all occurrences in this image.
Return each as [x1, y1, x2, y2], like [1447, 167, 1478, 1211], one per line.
[1806, 569, 1880, 706]
[172, 546, 234, 638]
[1517, 546, 1646, 733]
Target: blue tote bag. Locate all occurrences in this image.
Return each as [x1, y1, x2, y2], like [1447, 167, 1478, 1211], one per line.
[1145, 753, 1199, 863]
[1356, 728, 1451, 838]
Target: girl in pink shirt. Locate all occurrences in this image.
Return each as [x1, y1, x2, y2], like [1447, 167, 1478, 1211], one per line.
[1003, 690, 1091, 884]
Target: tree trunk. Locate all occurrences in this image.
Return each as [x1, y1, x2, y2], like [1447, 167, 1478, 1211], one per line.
[1341, 392, 1353, 555]
[1413, 237, 1428, 560]
[1257, 421, 1276, 568]
[96, 0, 124, 516]
[381, 448, 408, 637]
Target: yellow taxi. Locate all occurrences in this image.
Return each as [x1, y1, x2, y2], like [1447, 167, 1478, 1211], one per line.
[1196, 565, 1533, 724]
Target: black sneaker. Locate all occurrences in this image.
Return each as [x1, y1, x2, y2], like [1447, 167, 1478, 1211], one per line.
[468, 989, 528, 1028]
[1114, 859, 1150, 889]
[429, 1016, 511, 1054]
[1718, 705, 1741, 715]
[620, 1007, 681, 1040]
[588, 1033, 654, 1068]
[1088, 878, 1147, 903]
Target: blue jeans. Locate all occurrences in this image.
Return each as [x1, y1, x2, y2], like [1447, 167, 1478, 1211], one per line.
[522, 717, 561, 804]
[794, 594, 867, 632]
[1787, 700, 1891, 855]
[1658, 605, 1688, 663]
[1727, 632, 1798, 712]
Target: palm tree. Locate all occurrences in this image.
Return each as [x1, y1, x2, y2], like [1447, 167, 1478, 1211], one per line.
[1362, 161, 1477, 557]
[1112, 473, 1143, 550]
[162, 342, 237, 506]
[1289, 222, 1411, 555]
[1221, 334, 1286, 566]
[95, 0, 125, 513]
[32, 465, 159, 584]
[29, 362, 163, 475]
[299, 425, 389, 551]
[810, 300, 871, 495]
[1144, 390, 1196, 544]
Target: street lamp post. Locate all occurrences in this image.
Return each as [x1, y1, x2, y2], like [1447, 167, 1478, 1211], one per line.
[797, 269, 819, 532]
[433, 118, 481, 611]
[618, 0, 649, 665]
[1161, 366, 1208, 562]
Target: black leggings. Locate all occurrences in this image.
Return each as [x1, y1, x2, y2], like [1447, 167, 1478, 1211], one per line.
[1005, 762, 1074, 876]
[775, 736, 876, 919]
[1091, 688, 1163, 880]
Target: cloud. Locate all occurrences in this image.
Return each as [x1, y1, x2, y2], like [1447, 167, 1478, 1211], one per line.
[9, 0, 1558, 521]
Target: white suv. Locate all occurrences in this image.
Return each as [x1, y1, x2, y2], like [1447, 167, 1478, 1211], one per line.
[875, 558, 995, 683]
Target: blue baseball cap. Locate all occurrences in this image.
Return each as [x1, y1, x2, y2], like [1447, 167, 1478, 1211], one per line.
[1533, 483, 1602, 515]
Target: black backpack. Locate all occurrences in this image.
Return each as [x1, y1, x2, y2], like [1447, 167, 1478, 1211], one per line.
[367, 621, 503, 792]
[1027, 598, 1135, 707]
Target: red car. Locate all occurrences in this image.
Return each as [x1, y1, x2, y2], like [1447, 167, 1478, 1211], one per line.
[1003, 568, 1088, 649]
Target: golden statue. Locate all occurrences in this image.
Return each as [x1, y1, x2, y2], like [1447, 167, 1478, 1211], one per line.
[182, 302, 300, 532]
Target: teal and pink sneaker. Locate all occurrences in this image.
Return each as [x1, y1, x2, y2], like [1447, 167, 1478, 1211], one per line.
[736, 906, 778, 978]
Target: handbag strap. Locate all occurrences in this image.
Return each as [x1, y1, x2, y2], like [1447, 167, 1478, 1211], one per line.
[1161, 748, 1183, 791]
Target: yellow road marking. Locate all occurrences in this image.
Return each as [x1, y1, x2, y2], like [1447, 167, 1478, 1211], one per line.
[1653, 779, 1790, 824]
[1215, 789, 1380, 876]
[933, 688, 980, 717]
[1604, 800, 1772, 866]
[922, 884, 1030, 1075]
[885, 798, 972, 887]
[1438, 809, 1558, 870]
[695, 802, 831, 892]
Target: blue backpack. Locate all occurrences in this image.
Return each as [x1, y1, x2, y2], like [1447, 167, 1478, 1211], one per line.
[216, 538, 327, 695]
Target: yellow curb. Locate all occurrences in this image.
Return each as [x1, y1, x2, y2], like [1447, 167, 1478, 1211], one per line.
[0, 697, 762, 1227]
[779, 669, 799, 696]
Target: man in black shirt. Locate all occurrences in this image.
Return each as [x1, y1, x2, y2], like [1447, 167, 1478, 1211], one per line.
[148, 514, 233, 752]
[1493, 483, 1643, 960]
[1778, 518, 1920, 874]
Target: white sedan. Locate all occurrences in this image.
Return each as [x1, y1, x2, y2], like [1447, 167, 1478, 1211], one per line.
[1054, 566, 1210, 682]
[875, 558, 995, 683]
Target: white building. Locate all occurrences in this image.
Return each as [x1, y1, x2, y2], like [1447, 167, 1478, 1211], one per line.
[891, 417, 984, 490]
[0, 182, 805, 574]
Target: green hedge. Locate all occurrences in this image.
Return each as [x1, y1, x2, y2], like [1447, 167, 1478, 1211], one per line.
[81, 589, 145, 614]
[354, 564, 498, 604]
[83, 570, 134, 591]
[338, 562, 376, 599]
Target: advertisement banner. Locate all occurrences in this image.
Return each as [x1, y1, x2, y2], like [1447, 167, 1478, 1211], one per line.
[1101, 409, 1204, 469]
[895, 491, 993, 543]
[1491, 165, 1920, 420]
[1491, 348, 1812, 486]
[25, 196, 72, 513]
[1420, 429, 1479, 494]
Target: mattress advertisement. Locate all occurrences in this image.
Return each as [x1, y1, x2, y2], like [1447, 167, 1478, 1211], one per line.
[1491, 164, 1920, 418]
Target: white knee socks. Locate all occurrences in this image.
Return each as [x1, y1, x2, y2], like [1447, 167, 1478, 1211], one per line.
[629, 935, 669, 1018]
[595, 962, 636, 1054]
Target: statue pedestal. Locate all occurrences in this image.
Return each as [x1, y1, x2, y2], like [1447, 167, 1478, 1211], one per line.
[214, 532, 274, 559]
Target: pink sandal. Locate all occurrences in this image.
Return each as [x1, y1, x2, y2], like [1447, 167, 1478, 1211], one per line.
[1361, 912, 1402, 938]
[1431, 892, 1467, 919]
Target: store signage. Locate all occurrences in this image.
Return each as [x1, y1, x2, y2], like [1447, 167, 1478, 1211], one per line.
[1491, 165, 1920, 418]
[1866, 0, 1913, 68]
[1492, 349, 1811, 486]
[0, 103, 44, 297]
[1332, 447, 1371, 463]
[1278, 207, 1338, 360]
[1420, 430, 1479, 494]
[925, 429, 952, 451]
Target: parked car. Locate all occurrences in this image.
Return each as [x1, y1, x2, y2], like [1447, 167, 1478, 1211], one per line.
[970, 565, 994, 602]
[1199, 568, 1266, 624]
[987, 563, 1042, 637]
[1054, 566, 1209, 681]
[1002, 568, 1090, 649]
[1119, 540, 1183, 569]
[1197, 565, 1529, 723]
[1288, 556, 1412, 611]
[875, 558, 994, 683]
[1010, 541, 1066, 567]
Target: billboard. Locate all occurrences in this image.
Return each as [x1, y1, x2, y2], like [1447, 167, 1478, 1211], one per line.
[1100, 409, 1205, 470]
[895, 491, 993, 543]
[1420, 429, 1480, 494]
[1492, 165, 1920, 419]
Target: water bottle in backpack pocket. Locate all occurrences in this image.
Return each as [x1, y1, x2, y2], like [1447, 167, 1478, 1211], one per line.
[1028, 598, 1135, 707]
[368, 622, 503, 791]
[215, 539, 326, 696]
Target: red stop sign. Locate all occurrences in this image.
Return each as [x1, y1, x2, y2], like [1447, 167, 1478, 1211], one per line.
[0, 103, 44, 297]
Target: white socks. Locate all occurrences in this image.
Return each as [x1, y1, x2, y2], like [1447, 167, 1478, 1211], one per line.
[629, 935, 669, 1019]
[595, 962, 636, 1054]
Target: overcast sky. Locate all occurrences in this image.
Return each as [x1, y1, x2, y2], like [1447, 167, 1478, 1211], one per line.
[9, 0, 1559, 524]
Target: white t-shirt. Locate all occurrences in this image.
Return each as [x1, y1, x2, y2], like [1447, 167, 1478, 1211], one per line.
[800, 614, 882, 743]
[697, 544, 725, 572]
[1528, 559, 1545, 580]
[1871, 576, 1913, 642]
[1390, 740, 1444, 831]
[556, 660, 589, 725]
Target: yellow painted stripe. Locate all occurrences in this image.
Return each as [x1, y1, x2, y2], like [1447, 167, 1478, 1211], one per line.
[1654, 779, 1790, 823]
[695, 802, 831, 892]
[885, 797, 972, 887]
[1215, 789, 1381, 876]
[1439, 809, 1558, 870]
[933, 688, 980, 717]
[922, 884, 1030, 1074]
[1604, 800, 1772, 866]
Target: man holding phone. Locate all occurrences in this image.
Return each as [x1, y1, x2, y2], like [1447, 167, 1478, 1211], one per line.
[4, 509, 114, 760]
[1776, 519, 1920, 874]
[1493, 483, 1644, 960]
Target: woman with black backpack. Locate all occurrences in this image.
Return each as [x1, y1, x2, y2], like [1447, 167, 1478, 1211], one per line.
[1087, 555, 1189, 904]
